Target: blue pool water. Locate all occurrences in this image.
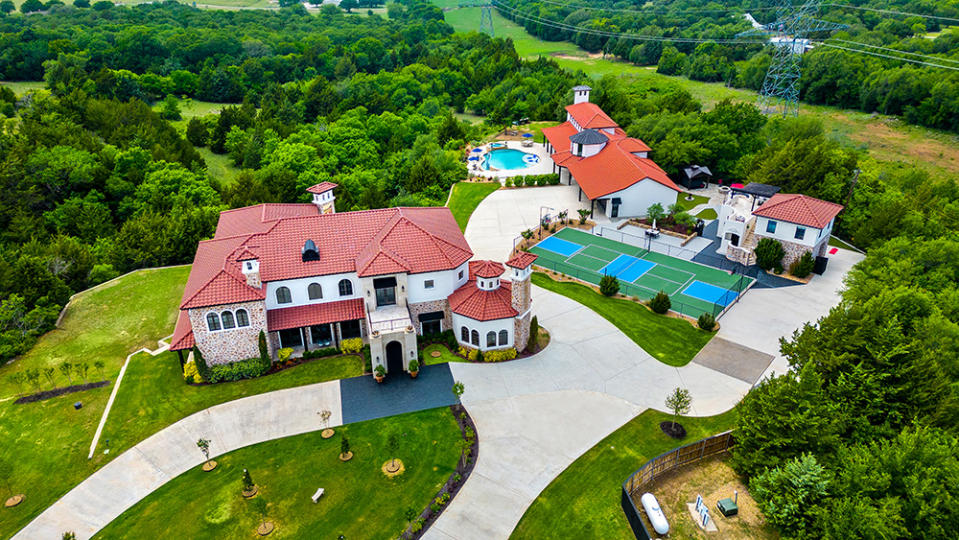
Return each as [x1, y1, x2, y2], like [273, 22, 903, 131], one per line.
[681, 280, 739, 307]
[483, 149, 540, 170]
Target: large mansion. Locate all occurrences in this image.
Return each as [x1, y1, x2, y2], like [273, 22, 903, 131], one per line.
[543, 85, 681, 219]
[170, 183, 537, 375]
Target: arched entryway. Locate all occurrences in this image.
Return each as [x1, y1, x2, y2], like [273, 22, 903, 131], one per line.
[385, 340, 403, 375]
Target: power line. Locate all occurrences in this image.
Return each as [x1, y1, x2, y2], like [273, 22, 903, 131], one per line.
[491, 0, 768, 44]
[821, 42, 959, 70]
[827, 38, 959, 65]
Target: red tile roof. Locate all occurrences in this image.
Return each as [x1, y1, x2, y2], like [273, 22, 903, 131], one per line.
[306, 182, 338, 194]
[179, 206, 472, 310]
[267, 299, 365, 332]
[449, 280, 517, 322]
[169, 311, 195, 351]
[471, 260, 505, 278]
[214, 204, 316, 239]
[566, 102, 618, 129]
[752, 193, 844, 229]
[553, 139, 680, 199]
[541, 122, 578, 150]
[506, 252, 538, 269]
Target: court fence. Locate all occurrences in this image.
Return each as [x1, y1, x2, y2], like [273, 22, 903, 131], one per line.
[621, 431, 737, 540]
[533, 255, 754, 321]
[592, 225, 761, 279]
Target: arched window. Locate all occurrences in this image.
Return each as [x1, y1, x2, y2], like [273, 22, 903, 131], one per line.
[221, 311, 236, 329]
[498, 330, 508, 345]
[461, 326, 469, 342]
[236, 309, 250, 327]
[206, 313, 220, 331]
[308, 282, 323, 300]
[276, 286, 292, 304]
[470, 330, 479, 346]
[486, 331, 496, 347]
[338, 279, 353, 296]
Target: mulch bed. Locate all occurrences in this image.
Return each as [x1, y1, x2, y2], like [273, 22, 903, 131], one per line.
[14, 380, 110, 404]
[634, 217, 694, 236]
[660, 421, 687, 439]
[186, 352, 366, 387]
[405, 404, 479, 539]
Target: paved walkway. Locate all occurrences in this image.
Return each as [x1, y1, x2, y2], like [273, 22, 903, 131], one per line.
[14, 365, 456, 540]
[424, 187, 863, 540]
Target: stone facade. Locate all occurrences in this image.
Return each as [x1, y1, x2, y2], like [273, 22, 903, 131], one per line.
[407, 299, 452, 334]
[190, 300, 269, 365]
[514, 311, 532, 352]
[511, 278, 531, 315]
[779, 238, 817, 270]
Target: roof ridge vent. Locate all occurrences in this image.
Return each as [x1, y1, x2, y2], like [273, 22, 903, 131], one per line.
[302, 239, 320, 262]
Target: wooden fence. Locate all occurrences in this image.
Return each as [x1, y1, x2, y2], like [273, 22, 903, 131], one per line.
[620, 431, 736, 539]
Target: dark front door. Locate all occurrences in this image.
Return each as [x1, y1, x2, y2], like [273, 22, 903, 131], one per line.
[385, 341, 403, 375]
[730, 233, 740, 247]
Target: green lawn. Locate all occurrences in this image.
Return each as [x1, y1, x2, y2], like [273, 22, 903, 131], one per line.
[0, 80, 45, 96]
[827, 235, 861, 252]
[422, 344, 467, 366]
[531, 273, 711, 366]
[198, 147, 242, 187]
[675, 192, 710, 212]
[99, 350, 365, 462]
[447, 181, 500, 231]
[696, 208, 718, 220]
[0, 267, 189, 536]
[96, 407, 461, 539]
[512, 408, 737, 539]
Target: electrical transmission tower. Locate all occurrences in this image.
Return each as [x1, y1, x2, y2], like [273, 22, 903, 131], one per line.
[460, 2, 495, 37]
[738, 0, 846, 117]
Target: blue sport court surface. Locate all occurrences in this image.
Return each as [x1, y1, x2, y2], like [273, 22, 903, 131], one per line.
[681, 280, 739, 307]
[536, 235, 582, 257]
[600, 255, 655, 282]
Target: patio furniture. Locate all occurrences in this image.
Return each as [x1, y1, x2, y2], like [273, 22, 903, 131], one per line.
[645, 228, 660, 239]
[312, 488, 325, 503]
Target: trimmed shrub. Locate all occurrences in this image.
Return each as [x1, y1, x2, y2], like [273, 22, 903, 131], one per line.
[475, 348, 483, 363]
[526, 315, 539, 352]
[277, 347, 293, 362]
[182, 361, 202, 383]
[341, 338, 363, 353]
[408, 358, 419, 372]
[457, 346, 479, 361]
[547, 173, 560, 185]
[599, 274, 620, 296]
[755, 238, 785, 271]
[258, 330, 269, 364]
[301, 347, 340, 360]
[649, 291, 671, 314]
[790, 251, 815, 278]
[484, 348, 517, 362]
[697, 312, 716, 331]
[192, 346, 211, 381]
[206, 357, 270, 383]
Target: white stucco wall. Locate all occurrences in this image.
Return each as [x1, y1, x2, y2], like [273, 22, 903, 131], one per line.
[581, 142, 605, 158]
[264, 272, 359, 310]
[753, 216, 827, 248]
[601, 178, 678, 218]
[407, 263, 469, 303]
[452, 313, 514, 351]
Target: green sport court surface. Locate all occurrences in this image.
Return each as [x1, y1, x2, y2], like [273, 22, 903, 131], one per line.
[529, 227, 754, 318]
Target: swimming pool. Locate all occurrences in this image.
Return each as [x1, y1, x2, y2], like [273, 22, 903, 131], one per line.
[483, 148, 540, 170]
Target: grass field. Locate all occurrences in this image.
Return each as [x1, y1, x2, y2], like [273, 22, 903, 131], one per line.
[0, 80, 45, 96]
[422, 344, 467, 366]
[96, 407, 461, 539]
[198, 147, 242, 186]
[511, 408, 737, 539]
[675, 192, 710, 212]
[530, 228, 753, 319]
[0, 267, 189, 536]
[531, 273, 711, 366]
[435, 4, 959, 179]
[447, 181, 500, 231]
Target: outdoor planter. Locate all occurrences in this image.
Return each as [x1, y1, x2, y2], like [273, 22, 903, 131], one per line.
[242, 485, 259, 498]
[339, 451, 354, 462]
[374, 365, 386, 383]
[257, 521, 274, 536]
[202, 460, 218, 472]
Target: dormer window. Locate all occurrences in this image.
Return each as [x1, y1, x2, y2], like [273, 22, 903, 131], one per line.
[302, 239, 319, 262]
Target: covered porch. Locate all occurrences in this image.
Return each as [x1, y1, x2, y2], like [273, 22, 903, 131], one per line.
[267, 299, 366, 358]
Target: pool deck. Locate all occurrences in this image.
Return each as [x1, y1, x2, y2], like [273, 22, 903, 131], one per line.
[472, 140, 555, 181]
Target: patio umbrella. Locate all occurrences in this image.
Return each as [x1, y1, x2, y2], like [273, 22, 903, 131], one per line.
[472, 148, 483, 153]
[522, 133, 533, 138]
[468, 156, 479, 161]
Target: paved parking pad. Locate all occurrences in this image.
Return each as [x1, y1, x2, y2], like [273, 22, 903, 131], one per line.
[691, 337, 775, 385]
[339, 363, 457, 424]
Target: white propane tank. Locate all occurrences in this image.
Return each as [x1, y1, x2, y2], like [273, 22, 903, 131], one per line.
[641, 492, 669, 535]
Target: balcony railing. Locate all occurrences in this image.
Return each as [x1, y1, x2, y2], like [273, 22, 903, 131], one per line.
[366, 300, 413, 336]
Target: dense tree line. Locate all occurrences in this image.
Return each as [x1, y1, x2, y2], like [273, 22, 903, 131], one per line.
[497, 0, 959, 132]
[0, 1, 581, 362]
